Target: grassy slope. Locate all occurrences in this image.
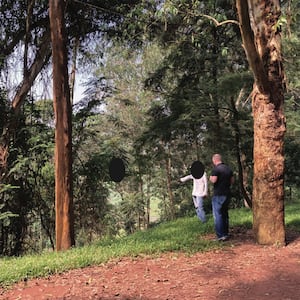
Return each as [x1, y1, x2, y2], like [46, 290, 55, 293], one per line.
[0, 201, 299, 288]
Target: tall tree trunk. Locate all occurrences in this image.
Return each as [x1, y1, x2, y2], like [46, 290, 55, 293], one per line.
[49, 0, 75, 250]
[236, 0, 286, 245]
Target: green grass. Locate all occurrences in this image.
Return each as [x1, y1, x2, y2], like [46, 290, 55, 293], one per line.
[0, 217, 220, 288]
[285, 199, 300, 230]
[0, 201, 299, 288]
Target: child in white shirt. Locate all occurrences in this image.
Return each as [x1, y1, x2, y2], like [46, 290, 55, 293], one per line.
[180, 172, 208, 223]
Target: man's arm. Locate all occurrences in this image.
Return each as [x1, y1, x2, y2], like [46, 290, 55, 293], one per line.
[209, 175, 217, 183]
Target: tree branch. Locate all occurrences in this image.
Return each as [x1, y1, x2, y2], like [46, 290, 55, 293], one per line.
[200, 14, 240, 27]
[236, 0, 269, 93]
[12, 30, 52, 113]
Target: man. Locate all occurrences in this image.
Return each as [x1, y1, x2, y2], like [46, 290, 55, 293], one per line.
[209, 154, 234, 241]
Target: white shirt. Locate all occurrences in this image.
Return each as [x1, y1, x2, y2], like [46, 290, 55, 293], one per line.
[180, 172, 208, 197]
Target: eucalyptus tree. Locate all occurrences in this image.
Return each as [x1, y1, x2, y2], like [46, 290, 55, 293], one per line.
[236, 0, 287, 245]
[0, 0, 145, 253]
[49, 0, 75, 251]
[0, 0, 145, 171]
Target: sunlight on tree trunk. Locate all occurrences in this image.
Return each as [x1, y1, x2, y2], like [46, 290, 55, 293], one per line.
[236, 0, 286, 245]
[49, 0, 75, 251]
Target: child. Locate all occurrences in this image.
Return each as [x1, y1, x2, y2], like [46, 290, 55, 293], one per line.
[180, 161, 208, 223]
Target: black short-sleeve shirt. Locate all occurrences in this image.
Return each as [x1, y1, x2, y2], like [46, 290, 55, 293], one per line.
[211, 163, 233, 196]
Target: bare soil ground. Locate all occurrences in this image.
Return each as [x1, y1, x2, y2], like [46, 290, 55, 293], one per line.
[1, 228, 300, 300]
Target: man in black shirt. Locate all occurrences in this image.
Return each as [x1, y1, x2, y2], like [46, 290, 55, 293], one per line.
[210, 154, 234, 241]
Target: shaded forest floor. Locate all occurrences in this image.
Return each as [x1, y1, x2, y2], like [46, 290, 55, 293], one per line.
[1, 228, 300, 300]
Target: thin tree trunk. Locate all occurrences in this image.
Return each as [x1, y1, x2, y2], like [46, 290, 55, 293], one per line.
[165, 145, 175, 220]
[69, 38, 79, 105]
[49, 0, 75, 251]
[230, 96, 252, 208]
[146, 189, 150, 227]
[138, 164, 150, 229]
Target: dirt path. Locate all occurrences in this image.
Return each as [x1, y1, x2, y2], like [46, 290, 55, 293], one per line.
[1, 229, 300, 300]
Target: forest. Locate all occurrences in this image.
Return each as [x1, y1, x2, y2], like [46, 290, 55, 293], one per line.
[0, 0, 299, 256]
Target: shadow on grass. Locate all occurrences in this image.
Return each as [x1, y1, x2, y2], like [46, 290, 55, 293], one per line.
[228, 222, 300, 246]
[285, 224, 300, 244]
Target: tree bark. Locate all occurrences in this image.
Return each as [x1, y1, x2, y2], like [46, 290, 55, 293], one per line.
[236, 0, 286, 245]
[49, 0, 75, 250]
[252, 85, 285, 245]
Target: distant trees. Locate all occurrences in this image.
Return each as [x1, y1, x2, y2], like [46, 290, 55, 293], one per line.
[135, 1, 254, 207]
[283, 1, 300, 200]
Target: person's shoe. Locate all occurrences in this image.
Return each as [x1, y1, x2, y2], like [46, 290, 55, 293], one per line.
[215, 236, 228, 241]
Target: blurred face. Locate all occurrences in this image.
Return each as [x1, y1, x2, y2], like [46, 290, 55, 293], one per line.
[212, 154, 221, 166]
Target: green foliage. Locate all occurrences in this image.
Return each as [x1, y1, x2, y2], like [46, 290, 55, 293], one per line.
[282, 3, 300, 188]
[0, 200, 18, 227]
[1, 99, 56, 255]
[0, 89, 9, 129]
[285, 136, 300, 186]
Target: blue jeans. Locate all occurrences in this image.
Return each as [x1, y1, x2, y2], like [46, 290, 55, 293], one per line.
[212, 195, 230, 238]
[193, 196, 206, 223]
